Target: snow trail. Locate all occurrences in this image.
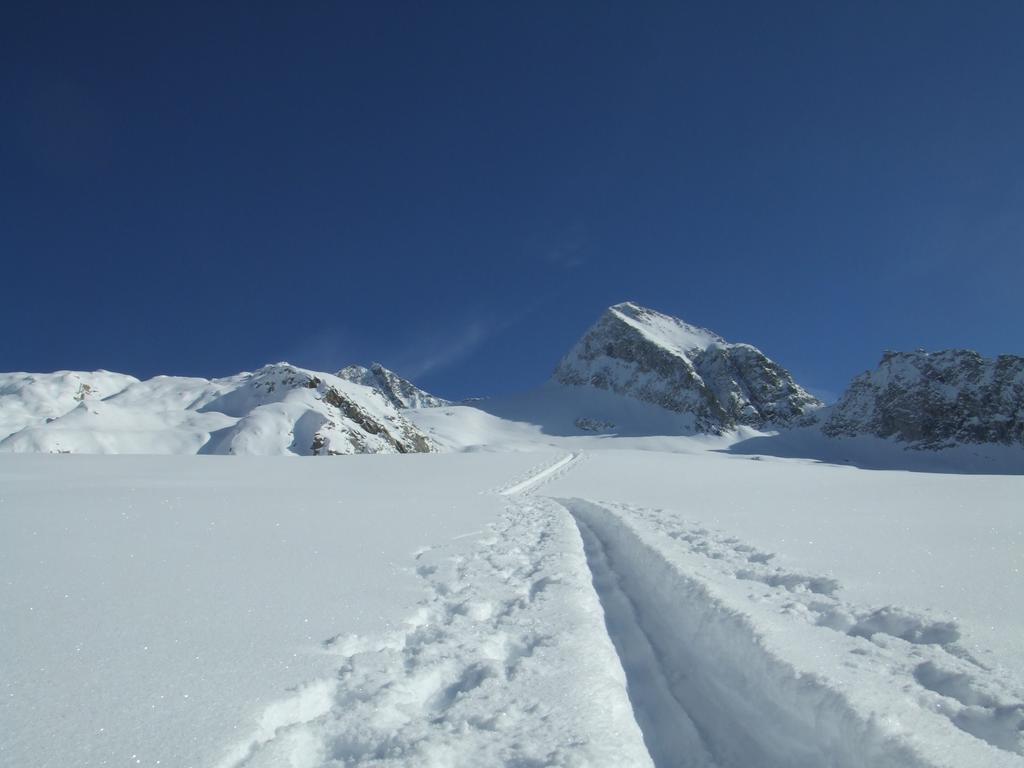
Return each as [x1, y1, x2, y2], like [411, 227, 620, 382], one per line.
[560, 497, 1024, 768]
[497, 451, 581, 496]
[215, 453, 651, 767]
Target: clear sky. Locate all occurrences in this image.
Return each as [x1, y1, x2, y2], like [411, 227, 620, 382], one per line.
[3, 3, 1022, 402]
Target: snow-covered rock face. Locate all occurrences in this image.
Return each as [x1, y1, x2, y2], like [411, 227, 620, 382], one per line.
[553, 302, 821, 433]
[824, 350, 1024, 448]
[199, 364, 434, 456]
[0, 363, 433, 456]
[337, 363, 450, 409]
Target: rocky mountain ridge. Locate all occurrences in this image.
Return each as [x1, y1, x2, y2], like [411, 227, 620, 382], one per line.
[337, 362, 450, 409]
[823, 349, 1024, 448]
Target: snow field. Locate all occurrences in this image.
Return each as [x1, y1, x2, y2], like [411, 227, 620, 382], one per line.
[0, 452, 562, 767]
[215, 449, 1024, 767]
[4, 441, 1023, 767]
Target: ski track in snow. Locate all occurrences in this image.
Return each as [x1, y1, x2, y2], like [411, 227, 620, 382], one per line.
[217, 453, 1024, 768]
[562, 497, 1024, 768]
[494, 452, 583, 496]
[572, 515, 720, 768]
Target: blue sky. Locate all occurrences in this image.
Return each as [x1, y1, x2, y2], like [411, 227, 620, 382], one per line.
[2, 3, 1022, 402]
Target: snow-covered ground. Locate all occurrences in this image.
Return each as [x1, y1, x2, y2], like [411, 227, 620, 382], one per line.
[0, 452, 578, 767]
[3, 397, 1024, 767]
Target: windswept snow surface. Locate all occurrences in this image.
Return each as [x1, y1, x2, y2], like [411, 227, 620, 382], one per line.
[4, 397, 1024, 767]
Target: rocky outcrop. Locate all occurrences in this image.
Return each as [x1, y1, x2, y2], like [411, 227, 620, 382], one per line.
[554, 302, 821, 433]
[337, 363, 450, 410]
[823, 350, 1024, 448]
[195, 364, 435, 456]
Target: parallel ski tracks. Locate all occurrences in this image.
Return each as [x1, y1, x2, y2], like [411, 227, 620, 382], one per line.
[496, 451, 582, 496]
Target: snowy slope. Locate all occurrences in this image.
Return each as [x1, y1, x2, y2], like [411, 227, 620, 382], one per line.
[0, 370, 140, 441]
[337, 362, 451, 409]
[409, 383, 764, 450]
[554, 302, 821, 433]
[0, 364, 433, 455]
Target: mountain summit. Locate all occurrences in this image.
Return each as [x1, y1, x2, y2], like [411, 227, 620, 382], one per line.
[553, 302, 821, 433]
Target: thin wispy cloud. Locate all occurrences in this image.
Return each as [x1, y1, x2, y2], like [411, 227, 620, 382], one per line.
[526, 221, 591, 271]
[388, 301, 547, 382]
[398, 320, 492, 380]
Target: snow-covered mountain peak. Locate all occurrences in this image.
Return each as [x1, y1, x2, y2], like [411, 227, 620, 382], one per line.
[554, 302, 821, 433]
[607, 301, 725, 356]
[337, 362, 450, 409]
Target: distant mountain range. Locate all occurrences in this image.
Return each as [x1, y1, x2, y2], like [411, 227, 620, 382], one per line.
[0, 363, 440, 456]
[1, 302, 1020, 455]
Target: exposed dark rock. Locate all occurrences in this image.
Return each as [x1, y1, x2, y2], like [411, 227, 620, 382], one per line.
[199, 363, 434, 456]
[824, 350, 1024, 448]
[337, 363, 450, 409]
